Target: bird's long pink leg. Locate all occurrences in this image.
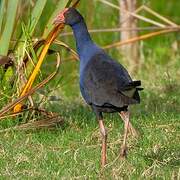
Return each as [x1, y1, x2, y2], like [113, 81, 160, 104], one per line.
[119, 112, 138, 138]
[120, 111, 130, 157]
[99, 119, 107, 168]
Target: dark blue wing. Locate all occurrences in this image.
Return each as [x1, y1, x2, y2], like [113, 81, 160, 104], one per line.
[80, 52, 141, 107]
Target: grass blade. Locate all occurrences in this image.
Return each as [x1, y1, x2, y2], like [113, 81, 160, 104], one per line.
[104, 28, 180, 49]
[42, 0, 71, 38]
[14, 0, 47, 61]
[66, 0, 73, 7]
[14, 0, 77, 112]
[0, 0, 6, 36]
[1, 52, 61, 116]
[0, 0, 19, 55]
[28, 0, 47, 35]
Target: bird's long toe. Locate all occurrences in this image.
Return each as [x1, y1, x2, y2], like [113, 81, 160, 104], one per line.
[129, 125, 139, 138]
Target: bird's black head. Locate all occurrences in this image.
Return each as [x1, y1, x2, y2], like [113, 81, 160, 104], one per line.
[54, 7, 83, 26]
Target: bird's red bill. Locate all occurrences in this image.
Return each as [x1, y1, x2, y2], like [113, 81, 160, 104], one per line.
[53, 8, 68, 25]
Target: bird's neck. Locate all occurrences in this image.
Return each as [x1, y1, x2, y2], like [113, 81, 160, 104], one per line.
[71, 21, 93, 56]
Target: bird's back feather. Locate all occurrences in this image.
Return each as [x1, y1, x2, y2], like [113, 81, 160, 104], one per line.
[80, 52, 142, 108]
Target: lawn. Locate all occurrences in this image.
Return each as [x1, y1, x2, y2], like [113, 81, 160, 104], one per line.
[0, 0, 180, 179]
[0, 61, 179, 179]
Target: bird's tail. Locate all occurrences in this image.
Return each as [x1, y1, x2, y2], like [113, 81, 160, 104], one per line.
[123, 80, 143, 91]
[120, 80, 143, 104]
[132, 80, 143, 103]
[129, 80, 141, 87]
[129, 80, 143, 90]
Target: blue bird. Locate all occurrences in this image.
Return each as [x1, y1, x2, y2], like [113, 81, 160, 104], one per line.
[54, 8, 143, 167]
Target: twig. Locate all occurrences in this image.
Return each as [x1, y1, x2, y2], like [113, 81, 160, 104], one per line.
[0, 107, 34, 120]
[0, 52, 61, 117]
[72, 0, 80, 8]
[0, 115, 64, 133]
[104, 28, 180, 49]
[13, 0, 81, 113]
[120, 5, 144, 26]
[97, 0, 166, 27]
[14, 25, 64, 112]
[57, 26, 180, 61]
[54, 39, 79, 60]
[65, 0, 73, 7]
[0, 106, 59, 121]
[142, 5, 178, 27]
[60, 26, 179, 36]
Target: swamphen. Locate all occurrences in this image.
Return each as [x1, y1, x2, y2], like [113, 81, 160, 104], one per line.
[54, 8, 143, 168]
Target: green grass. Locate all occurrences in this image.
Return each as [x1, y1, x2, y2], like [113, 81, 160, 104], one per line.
[0, 0, 180, 179]
[0, 82, 179, 178]
[1, 52, 180, 178]
[0, 55, 180, 178]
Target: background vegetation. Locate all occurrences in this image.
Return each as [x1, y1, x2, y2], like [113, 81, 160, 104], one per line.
[0, 0, 179, 179]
